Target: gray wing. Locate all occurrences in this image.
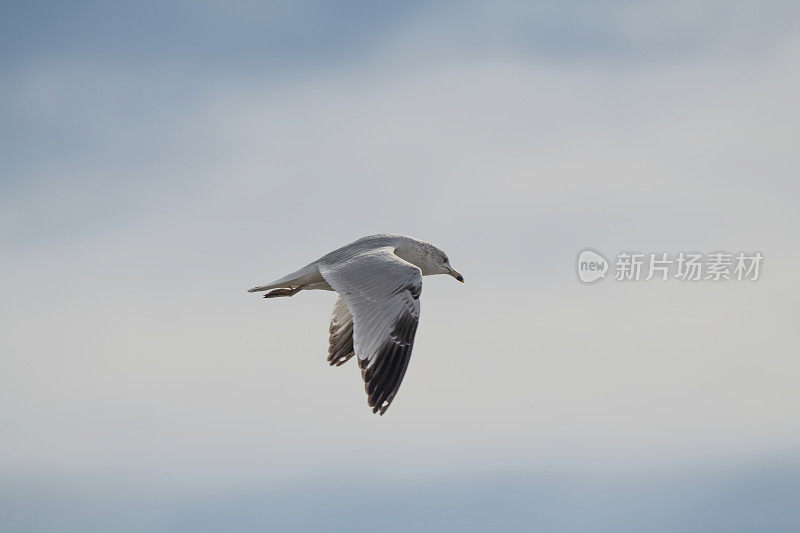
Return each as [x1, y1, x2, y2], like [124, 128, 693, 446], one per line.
[318, 248, 422, 415]
[328, 296, 355, 366]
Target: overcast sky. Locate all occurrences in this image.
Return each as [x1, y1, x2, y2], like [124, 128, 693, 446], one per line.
[2, 1, 799, 531]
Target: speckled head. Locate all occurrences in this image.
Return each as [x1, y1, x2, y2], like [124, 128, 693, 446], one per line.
[398, 237, 464, 282]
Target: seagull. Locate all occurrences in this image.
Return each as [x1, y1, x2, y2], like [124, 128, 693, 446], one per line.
[248, 234, 464, 415]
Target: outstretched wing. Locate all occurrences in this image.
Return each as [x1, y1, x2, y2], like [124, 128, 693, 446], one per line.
[328, 296, 355, 366]
[318, 248, 422, 414]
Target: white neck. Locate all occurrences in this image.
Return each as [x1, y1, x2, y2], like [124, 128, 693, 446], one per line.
[393, 237, 439, 275]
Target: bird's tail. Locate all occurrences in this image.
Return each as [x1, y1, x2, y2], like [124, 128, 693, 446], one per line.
[247, 265, 316, 293]
[247, 283, 282, 293]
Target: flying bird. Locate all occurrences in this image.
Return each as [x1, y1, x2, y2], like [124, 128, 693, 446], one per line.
[248, 234, 464, 415]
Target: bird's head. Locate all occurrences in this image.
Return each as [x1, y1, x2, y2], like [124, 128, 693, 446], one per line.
[396, 238, 464, 282]
[431, 248, 464, 283]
